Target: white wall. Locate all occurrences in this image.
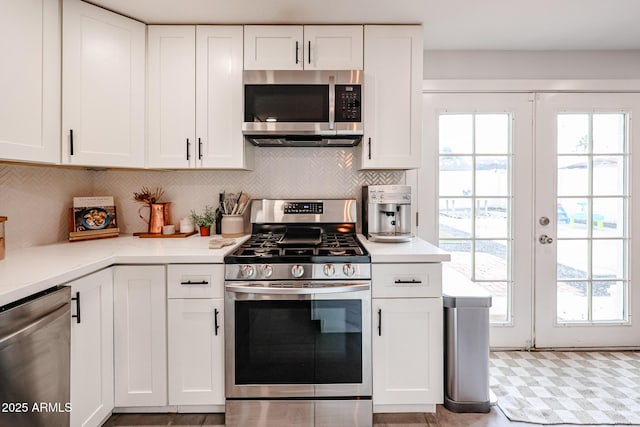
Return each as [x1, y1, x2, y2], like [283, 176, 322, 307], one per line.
[0, 148, 404, 250]
[423, 50, 640, 79]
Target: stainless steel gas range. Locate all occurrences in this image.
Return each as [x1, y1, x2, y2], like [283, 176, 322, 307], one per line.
[224, 199, 372, 427]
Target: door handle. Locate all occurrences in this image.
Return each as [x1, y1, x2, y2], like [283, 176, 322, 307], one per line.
[539, 234, 553, 244]
[214, 308, 220, 336]
[71, 291, 80, 324]
[377, 308, 382, 336]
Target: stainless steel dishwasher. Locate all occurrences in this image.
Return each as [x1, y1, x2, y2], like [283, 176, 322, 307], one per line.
[0, 286, 71, 427]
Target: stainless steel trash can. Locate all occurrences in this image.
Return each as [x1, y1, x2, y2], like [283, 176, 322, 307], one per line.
[442, 268, 492, 413]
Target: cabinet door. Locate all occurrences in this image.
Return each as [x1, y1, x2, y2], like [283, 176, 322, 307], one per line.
[304, 25, 363, 70]
[70, 268, 114, 427]
[197, 26, 252, 169]
[361, 26, 423, 170]
[244, 25, 303, 70]
[62, 0, 145, 168]
[0, 0, 59, 164]
[168, 299, 224, 406]
[372, 298, 443, 408]
[113, 266, 167, 407]
[147, 25, 196, 169]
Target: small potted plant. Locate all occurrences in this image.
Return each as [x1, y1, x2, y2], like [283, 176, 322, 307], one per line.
[190, 205, 215, 236]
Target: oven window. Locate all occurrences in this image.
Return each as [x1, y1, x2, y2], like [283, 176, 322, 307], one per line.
[235, 299, 362, 384]
[244, 85, 329, 122]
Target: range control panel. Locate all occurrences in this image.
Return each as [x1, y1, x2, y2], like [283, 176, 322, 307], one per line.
[283, 202, 324, 214]
[334, 85, 362, 122]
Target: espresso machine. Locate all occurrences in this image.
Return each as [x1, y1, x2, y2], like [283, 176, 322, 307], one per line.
[362, 185, 413, 242]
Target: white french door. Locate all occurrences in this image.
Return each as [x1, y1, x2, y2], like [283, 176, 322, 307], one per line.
[534, 93, 640, 348]
[421, 93, 534, 348]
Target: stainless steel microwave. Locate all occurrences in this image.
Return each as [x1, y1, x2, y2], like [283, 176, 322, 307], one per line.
[242, 70, 363, 146]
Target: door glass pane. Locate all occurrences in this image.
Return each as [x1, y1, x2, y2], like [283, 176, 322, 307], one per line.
[438, 112, 512, 325]
[592, 198, 624, 238]
[593, 281, 624, 321]
[593, 114, 625, 153]
[593, 156, 624, 196]
[592, 239, 624, 279]
[557, 198, 588, 238]
[557, 114, 589, 154]
[558, 156, 589, 196]
[557, 240, 588, 280]
[557, 281, 588, 321]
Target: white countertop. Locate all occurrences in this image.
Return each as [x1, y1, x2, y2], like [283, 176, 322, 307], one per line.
[0, 234, 249, 307]
[358, 234, 451, 263]
[0, 234, 449, 307]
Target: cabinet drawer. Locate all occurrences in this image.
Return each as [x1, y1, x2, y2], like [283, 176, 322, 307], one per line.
[372, 263, 442, 298]
[167, 264, 223, 299]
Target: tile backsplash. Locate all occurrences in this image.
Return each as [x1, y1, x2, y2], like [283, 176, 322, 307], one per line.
[1, 147, 405, 250]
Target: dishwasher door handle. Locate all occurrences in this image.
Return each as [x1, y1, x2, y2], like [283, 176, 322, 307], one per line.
[0, 303, 70, 347]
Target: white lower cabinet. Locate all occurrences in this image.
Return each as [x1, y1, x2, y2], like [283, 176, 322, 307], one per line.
[168, 299, 224, 406]
[70, 268, 114, 427]
[371, 263, 443, 412]
[113, 266, 167, 407]
[167, 264, 225, 407]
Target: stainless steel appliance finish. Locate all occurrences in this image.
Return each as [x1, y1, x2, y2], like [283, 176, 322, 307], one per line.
[243, 70, 363, 144]
[225, 199, 372, 426]
[362, 185, 414, 242]
[0, 286, 71, 427]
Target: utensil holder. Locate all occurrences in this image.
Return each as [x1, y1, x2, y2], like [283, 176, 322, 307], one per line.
[221, 215, 244, 237]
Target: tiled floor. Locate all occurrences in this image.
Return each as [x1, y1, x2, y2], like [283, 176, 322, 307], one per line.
[103, 404, 637, 427]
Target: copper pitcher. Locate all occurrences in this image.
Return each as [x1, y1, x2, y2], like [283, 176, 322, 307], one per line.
[138, 202, 171, 234]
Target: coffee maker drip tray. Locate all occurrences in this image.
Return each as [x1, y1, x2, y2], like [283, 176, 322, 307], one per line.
[367, 231, 414, 243]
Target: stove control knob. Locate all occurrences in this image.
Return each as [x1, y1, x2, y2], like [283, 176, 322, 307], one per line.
[240, 264, 255, 279]
[343, 263, 356, 277]
[323, 264, 335, 277]
[291, 264, 305, 278]
[259, 264, 273, 278]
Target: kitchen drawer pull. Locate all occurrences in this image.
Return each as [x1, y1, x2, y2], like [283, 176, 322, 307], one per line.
[186, 138, 191, 160]
[295, 41, 299, 64]
[180, 280, 209, 285]
[69, 129, 74, 156]
[198, 137, 203, 160]
[214, 308, 220, 336]
[377, 308, 382, 336]
[394, 279, 423, 284]
[71, 291, 80, 324]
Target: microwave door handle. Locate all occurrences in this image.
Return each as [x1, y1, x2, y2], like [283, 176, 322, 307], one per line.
[328, 75, 335, 130]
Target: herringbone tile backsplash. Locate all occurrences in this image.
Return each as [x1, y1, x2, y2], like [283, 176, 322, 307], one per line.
[1, 147, 405, 249]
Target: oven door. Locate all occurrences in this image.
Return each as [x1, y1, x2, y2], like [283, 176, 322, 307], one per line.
[225, 281, 371, 398]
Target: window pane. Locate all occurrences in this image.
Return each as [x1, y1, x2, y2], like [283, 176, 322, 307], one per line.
[438, 240, 471, 278]
[557, 114, 589, 154]
[440, 156, 472, 196]
[439, 198, 472, 237]
[593, 156, 624, 196]
[592, 198, 624, 238]
[557, 281, 588, 322]
[475, 198, 509, 238]
[592, 281, 625, 321]
[593, 113, 625, 154]
[557, 198, 588, 238]
[592, 239, 625, 279]
[477, 281, 509, 323]
[558, 156, 589, 196]
[439, 114, 472, 154]
[557, 240, 588, 280]
[475, 114, 509, 154]
[476, 156, 508, 196]
[475, 240, 508, 280]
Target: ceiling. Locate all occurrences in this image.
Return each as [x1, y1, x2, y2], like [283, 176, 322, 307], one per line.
[86, 0, 640, 50]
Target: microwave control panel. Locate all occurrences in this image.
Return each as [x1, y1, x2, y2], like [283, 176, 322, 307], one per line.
[334, 85, 362, 122]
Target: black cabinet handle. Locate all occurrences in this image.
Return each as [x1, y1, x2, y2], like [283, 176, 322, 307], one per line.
[69, 129, 74, 156]
[71, 291, 81, 324]
[308, 40, 311, 64]
[377, 308, 382, 336]
[198, 138, 203, 160]
[180, 280, 209, 285]
[214, 308, 220, 336]
[395, 279, 423, 284]
[295, 41, 299, 64]
[186, 138, 191, 160]
[368, 137, 372, 160]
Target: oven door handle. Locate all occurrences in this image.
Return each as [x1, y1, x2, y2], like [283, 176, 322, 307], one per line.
[225, 282, 370, 295]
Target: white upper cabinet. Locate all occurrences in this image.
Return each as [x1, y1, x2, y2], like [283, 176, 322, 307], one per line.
[62, 0, 145, 168]
[0, 0, 59, 164]
[361, 25, 423, 170]
[244, 25, 363, 70]
[147, 25, 252, 169]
